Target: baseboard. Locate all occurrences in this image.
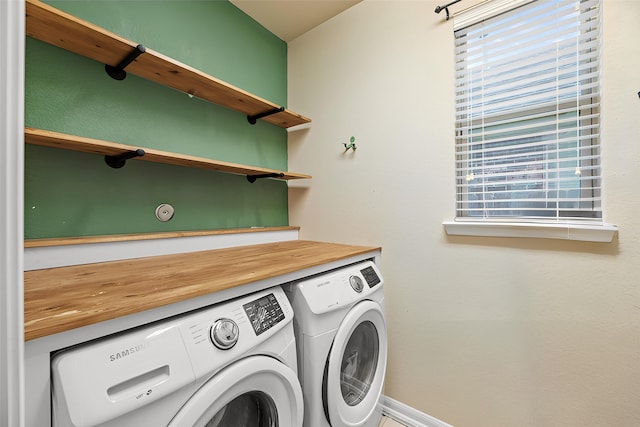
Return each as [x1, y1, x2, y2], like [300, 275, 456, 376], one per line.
[380, 395, 454, 427]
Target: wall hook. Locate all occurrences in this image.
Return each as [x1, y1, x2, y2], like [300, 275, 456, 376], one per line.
[105, 149, 145, 168]
[105, 44, 146, 80]
[247, 107, 285, 125]
[343, 136, 357, 151]
[247, 172, 285, 183]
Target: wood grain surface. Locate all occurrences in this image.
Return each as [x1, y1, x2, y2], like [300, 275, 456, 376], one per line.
[25, 128, 312, 181]
[24, 240, 380, 341]
[25, 0, 311, 128]
[25, 226, 300, 248]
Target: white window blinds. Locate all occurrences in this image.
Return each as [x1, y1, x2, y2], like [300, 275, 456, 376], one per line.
[454, 0, 602, 222]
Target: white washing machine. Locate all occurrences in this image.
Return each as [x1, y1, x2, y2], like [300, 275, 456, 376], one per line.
[284, 260, 387, 427]
[50, 287, 303, 427]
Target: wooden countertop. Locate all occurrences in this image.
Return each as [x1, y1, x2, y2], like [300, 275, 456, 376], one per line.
[24, 240, 380, 341]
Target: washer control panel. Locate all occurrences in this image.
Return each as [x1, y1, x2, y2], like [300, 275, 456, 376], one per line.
[180, 287, 293, 377]
[243, 293, 285, 336]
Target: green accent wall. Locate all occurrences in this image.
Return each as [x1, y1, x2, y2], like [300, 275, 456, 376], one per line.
[25, 0, 290, 239]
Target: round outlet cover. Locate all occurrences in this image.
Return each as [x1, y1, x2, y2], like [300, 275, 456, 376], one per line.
[155, 203, 175, 222]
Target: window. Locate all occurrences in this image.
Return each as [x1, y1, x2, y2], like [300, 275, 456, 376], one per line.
[450, 0, 610, 240]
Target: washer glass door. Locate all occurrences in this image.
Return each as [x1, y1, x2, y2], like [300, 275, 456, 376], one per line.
[168, 355, 303, 427]
[204, 391, 277, 426]
[323, 300, 387, 426]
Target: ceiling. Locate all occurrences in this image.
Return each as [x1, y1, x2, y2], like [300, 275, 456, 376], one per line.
[230, 0, 362, 42]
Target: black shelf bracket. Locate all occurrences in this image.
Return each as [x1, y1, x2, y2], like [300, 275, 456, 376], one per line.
[247, 106, 285, 125]
[105, 44, 146, 80]
[105, 149, 145, 169]
[247, 172, 285, 183]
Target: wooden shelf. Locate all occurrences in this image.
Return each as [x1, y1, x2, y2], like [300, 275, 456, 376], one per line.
[25, 0, 311, 129]
[24, 226, 300, 248]
[25, 127, 312, 181]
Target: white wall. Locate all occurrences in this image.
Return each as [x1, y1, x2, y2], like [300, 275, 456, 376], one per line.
[0, 0, 25, 426]
[288, 1, 640, 426]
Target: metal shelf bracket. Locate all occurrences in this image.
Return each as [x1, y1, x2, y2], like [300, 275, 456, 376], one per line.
[104, 149, 145, 168]
[246, 172, 285, 183]
[105, 44, 146, 80]
[247, 107, 285, 125]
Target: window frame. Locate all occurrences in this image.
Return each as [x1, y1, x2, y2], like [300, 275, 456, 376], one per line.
[443, 0, 617, 242]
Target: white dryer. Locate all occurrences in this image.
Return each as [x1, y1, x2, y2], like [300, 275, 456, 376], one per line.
[51, 287, 303, 427]
[284, 260, 387, 427]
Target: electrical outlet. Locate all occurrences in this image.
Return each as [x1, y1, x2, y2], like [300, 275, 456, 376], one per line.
[155, 204, 174, 222]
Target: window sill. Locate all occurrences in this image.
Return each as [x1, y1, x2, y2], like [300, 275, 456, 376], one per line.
[442, 221, 618, 243]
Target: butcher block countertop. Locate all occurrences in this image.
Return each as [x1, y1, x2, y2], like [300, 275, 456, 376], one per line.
[24, 240, 380, 341]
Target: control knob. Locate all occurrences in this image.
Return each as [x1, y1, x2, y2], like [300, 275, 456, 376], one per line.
[210, 318, 239, 350]
[349, 275, 364, 293]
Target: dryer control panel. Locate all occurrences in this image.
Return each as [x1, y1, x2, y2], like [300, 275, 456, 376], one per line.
[290, 261, 384, 315]
[243, 293, 285, 336]
[360, 265, 381, 287]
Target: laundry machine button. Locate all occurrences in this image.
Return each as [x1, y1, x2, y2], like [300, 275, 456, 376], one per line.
[210, 319, 239, 350]
[349, 275, 364, 293]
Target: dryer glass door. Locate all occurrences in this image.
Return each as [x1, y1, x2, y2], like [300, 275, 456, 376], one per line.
[341, 320, 379, 406]
[323, 300, 388, 426]
[168, 355, 303, 427]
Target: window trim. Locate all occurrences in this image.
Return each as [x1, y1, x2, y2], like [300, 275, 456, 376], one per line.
[443, 220, 617, 242]
[446, 0, 616, 241]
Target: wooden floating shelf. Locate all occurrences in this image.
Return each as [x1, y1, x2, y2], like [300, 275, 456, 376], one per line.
[25, 127, 312, 181]
[24, 226, 301, 248]
[25, 0, 311, 129]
